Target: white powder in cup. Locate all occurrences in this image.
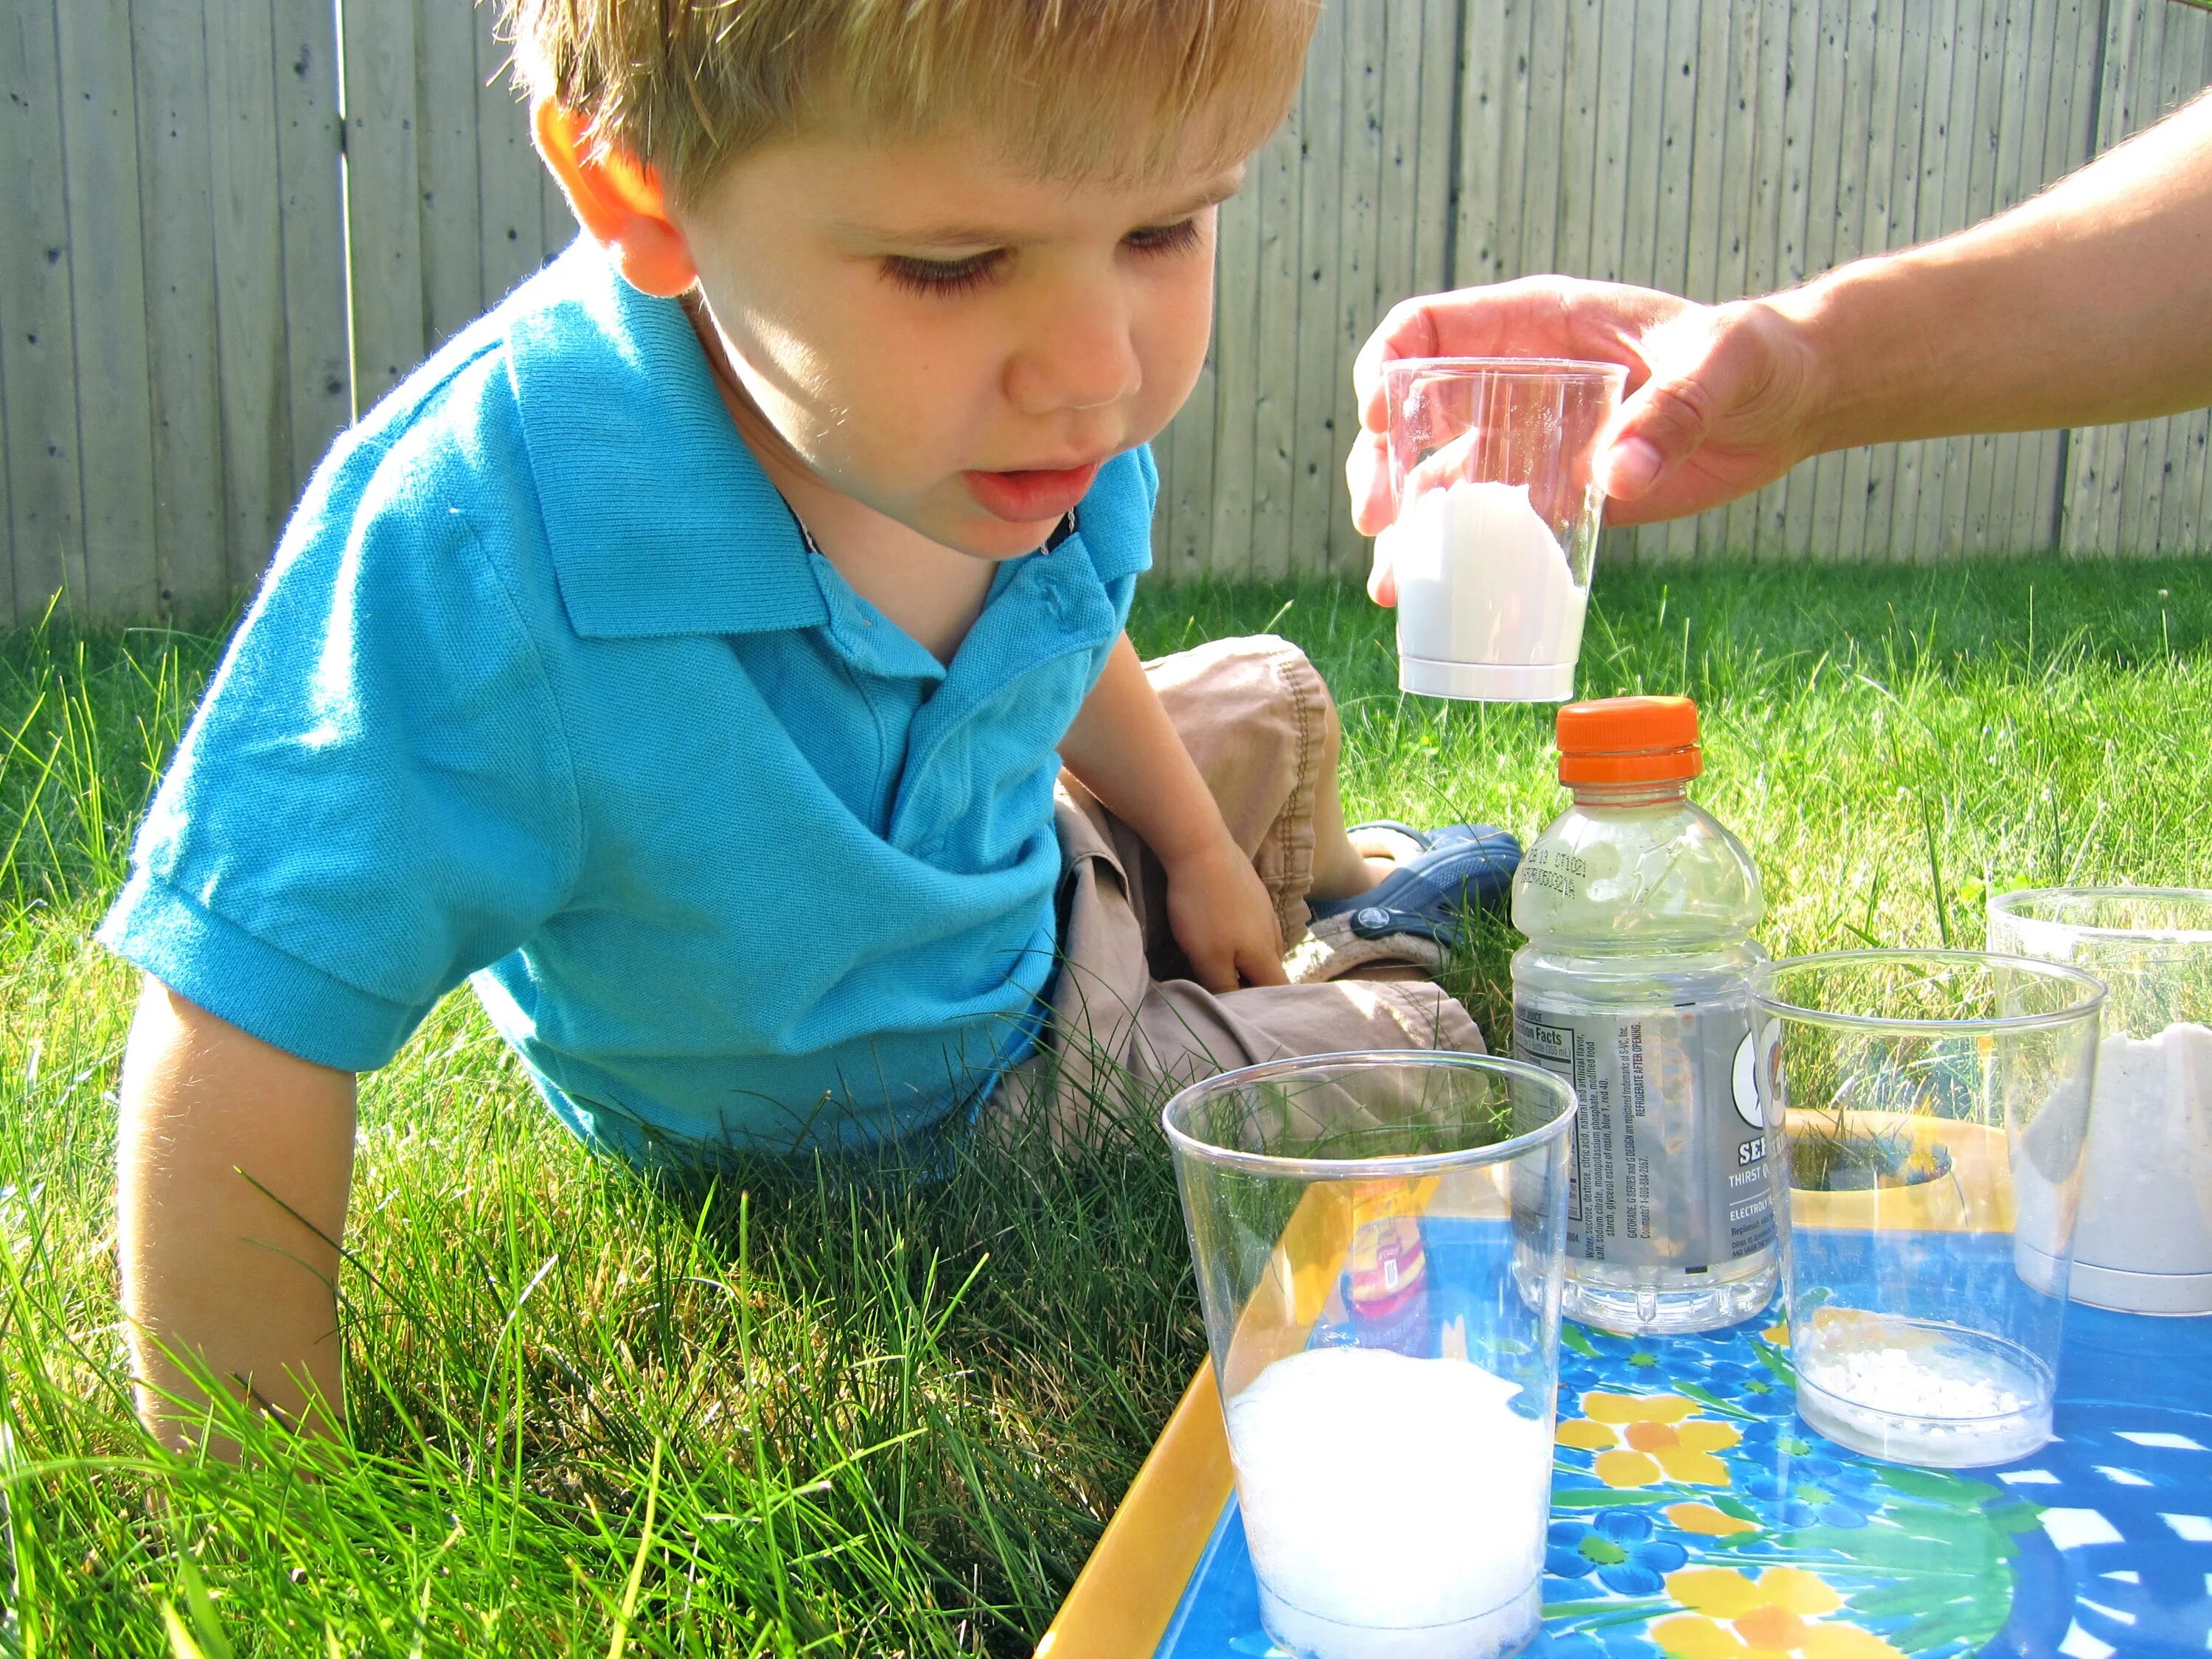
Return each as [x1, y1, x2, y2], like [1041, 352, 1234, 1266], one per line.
[1388, 481, 1588, 671]
[1225, 1346, 1553, 1657]
[2075, 1021, 2212, 1276]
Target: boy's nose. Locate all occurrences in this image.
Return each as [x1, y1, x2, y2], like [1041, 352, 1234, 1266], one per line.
[1005, 291, 1144, 417]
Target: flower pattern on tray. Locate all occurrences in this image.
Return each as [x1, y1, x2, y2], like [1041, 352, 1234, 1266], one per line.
[1536, 1320, 2045, 1659]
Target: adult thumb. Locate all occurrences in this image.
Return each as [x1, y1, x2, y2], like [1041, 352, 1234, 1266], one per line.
[1600, 370, 1721, 501]
[1598, 306, 1778, 502]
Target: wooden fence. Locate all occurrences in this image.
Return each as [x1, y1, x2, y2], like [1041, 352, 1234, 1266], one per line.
[1, 0, 2208, 626]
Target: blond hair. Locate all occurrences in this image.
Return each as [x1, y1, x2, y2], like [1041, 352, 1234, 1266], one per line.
[503, 0, 1320, 203]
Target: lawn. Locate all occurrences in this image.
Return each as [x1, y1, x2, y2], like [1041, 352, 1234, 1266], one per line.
[0, 556, 2204, 1655]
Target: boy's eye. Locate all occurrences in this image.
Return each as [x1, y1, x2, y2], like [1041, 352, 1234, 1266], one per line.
[882, 251, 1006, 297]
[1124, 218, 1205, 257]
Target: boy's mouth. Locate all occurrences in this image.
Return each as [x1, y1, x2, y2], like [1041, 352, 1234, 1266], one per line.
[961, 461, 1102, 525]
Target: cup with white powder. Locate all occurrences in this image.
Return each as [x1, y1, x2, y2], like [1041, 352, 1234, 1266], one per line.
[1379, 358, 1627, 703]
[1751, 950, 2104, 1467]
[1164, 1052, 1577, 1659]
[1990, 887, 2212, 1316]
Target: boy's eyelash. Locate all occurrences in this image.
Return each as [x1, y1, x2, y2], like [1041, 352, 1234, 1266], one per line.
[1124, 218, 1205, 257]
[882, 251, 1005, 297]
[880, 218, 1206, 299]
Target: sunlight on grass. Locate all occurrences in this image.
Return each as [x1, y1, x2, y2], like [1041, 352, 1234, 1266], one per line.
[0, 557, 2204, 1653]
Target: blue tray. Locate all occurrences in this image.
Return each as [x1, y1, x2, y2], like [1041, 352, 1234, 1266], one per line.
[1155, 1225, 2212, 1659]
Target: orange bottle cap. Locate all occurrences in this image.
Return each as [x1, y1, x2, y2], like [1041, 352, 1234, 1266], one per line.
[1555, 695, 1702, 785]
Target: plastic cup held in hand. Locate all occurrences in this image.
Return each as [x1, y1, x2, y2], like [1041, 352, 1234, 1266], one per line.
[1989, 888, 2212, 1315]
[1164, 1051, 1576, 1659]
[1381, 358, 1627, 703]
[1752, 950, 2104, 1467]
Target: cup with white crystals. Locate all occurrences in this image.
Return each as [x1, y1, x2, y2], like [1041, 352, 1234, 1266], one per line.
[1165, 1052, 1576, 1659]
[1381, 358, 1627, 703]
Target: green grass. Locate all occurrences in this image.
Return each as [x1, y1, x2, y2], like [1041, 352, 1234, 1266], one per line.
[0, 556, 2205, 1655]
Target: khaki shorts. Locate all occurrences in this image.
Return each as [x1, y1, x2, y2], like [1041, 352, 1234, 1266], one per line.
[995, 635, 1486, 1135]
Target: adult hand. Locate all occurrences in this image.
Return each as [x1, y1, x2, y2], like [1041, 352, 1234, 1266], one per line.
[1346, 277, 1823, 603]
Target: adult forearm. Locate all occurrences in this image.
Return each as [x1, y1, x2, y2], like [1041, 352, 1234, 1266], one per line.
[1784, 86, 2212, 453]
[116, 978, 357, 1455]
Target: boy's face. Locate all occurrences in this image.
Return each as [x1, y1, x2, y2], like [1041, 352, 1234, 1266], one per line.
[674, 126, 1240, 560]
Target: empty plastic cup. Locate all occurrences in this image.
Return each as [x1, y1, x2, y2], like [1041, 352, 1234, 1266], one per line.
[1164, 1051, 1576, 1659]
[1380, 358, 1627, 703]
[1751, 950, 2104, 1467]
[1989, 888, 2212, 1315]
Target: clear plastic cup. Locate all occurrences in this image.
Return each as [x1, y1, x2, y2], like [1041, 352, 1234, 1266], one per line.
[1380, 358, 1627, 703]
[1989, 888, 2212, 1315]
[1751, 950, 2104, 1467]
[1164, 1051, 1576, 1659]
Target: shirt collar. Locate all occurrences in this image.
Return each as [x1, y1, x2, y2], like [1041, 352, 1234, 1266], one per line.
[504, 241, 1152, 639]
[505, 243, 826, 639]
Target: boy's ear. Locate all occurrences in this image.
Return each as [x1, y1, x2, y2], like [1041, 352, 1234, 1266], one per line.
[534, 102, 697, 297]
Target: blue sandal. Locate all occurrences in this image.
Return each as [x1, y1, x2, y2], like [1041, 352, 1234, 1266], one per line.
[1311, 826, 1522, 948]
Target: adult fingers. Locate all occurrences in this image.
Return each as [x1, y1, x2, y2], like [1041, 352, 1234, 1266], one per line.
[1352, 294, 1444, 435]
[1366, 538, 1397, 608]
[1596, 305, 1787, 505]
[1352, 276, 1669, 437]
[1347, 431, 1395, 538]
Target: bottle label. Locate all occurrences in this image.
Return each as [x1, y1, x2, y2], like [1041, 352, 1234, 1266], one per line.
[1513, 994, 1773, 1270]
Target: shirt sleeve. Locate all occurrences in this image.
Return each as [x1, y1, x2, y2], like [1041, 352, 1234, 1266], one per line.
[97, 428, 582, 1071]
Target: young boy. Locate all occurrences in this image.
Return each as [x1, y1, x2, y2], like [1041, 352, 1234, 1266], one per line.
[102, 0, 1511, 1451]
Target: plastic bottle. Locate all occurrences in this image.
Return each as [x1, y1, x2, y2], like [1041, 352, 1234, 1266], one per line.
[1509, 695, 1775, 1334]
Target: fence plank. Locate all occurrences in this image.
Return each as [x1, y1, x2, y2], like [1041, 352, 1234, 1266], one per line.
[132, 0, 228, 614]
[1411, 0, 1460, 297]
[1287, 0, 1345, 580]
[272, 0, 350, 515]
[1552, 0, 1601, 279]
[1919, 0, 1984, 563]
[476, 9, 545, 307]
[2065, 0, 2144, 555]
[55, 0, 156, 619]
[1249, 102, 1301, 580]
[1728, 0, 1790, 561]
[1207, 125, 1261, 580]
[418, 0, 484, 347]
[2117, 0, 2171, 557]
[342, 0, 424, 408]
[1327, 0, 1387, 578]
[1585, 0, 1638, 286]
[1973, 0, 2026, 560]
[1837, 0, 1905, 561]
[1, 2, 83, 625]
[204, 0, 294, 596]
[2150, 14, 2210, 555]
[1675, 0, 1745, 561]
[1992, 0, 2063, 559]
[1518, 0, 1568, 278]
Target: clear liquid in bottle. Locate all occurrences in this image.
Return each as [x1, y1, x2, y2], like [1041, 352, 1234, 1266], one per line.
[1510, 695, 1776, 1335]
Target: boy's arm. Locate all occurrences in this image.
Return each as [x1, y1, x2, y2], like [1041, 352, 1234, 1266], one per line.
[116, 975, 356, 1455]
[1058, 635, 1288, 992]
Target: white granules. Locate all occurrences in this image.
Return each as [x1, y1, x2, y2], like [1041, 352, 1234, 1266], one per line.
[1799, 1344, 2027, 1419]
[1388, 481, 1589, 669]
[1225, 1346, 1552, 1657]
[1795, 1332, 2051, 1467]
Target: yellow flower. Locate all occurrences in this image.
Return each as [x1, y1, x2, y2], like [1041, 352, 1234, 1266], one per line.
[1562, 1392, 1742, 1488]
[1666, 1502, 1759, 1538]
[1654, 1567, 1903, 1659]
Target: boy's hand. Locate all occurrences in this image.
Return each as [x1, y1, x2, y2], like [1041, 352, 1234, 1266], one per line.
[1161, 833, 1290, 993]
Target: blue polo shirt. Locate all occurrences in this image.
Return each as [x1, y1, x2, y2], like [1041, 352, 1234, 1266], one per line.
[98, 241, 1154, 1161]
